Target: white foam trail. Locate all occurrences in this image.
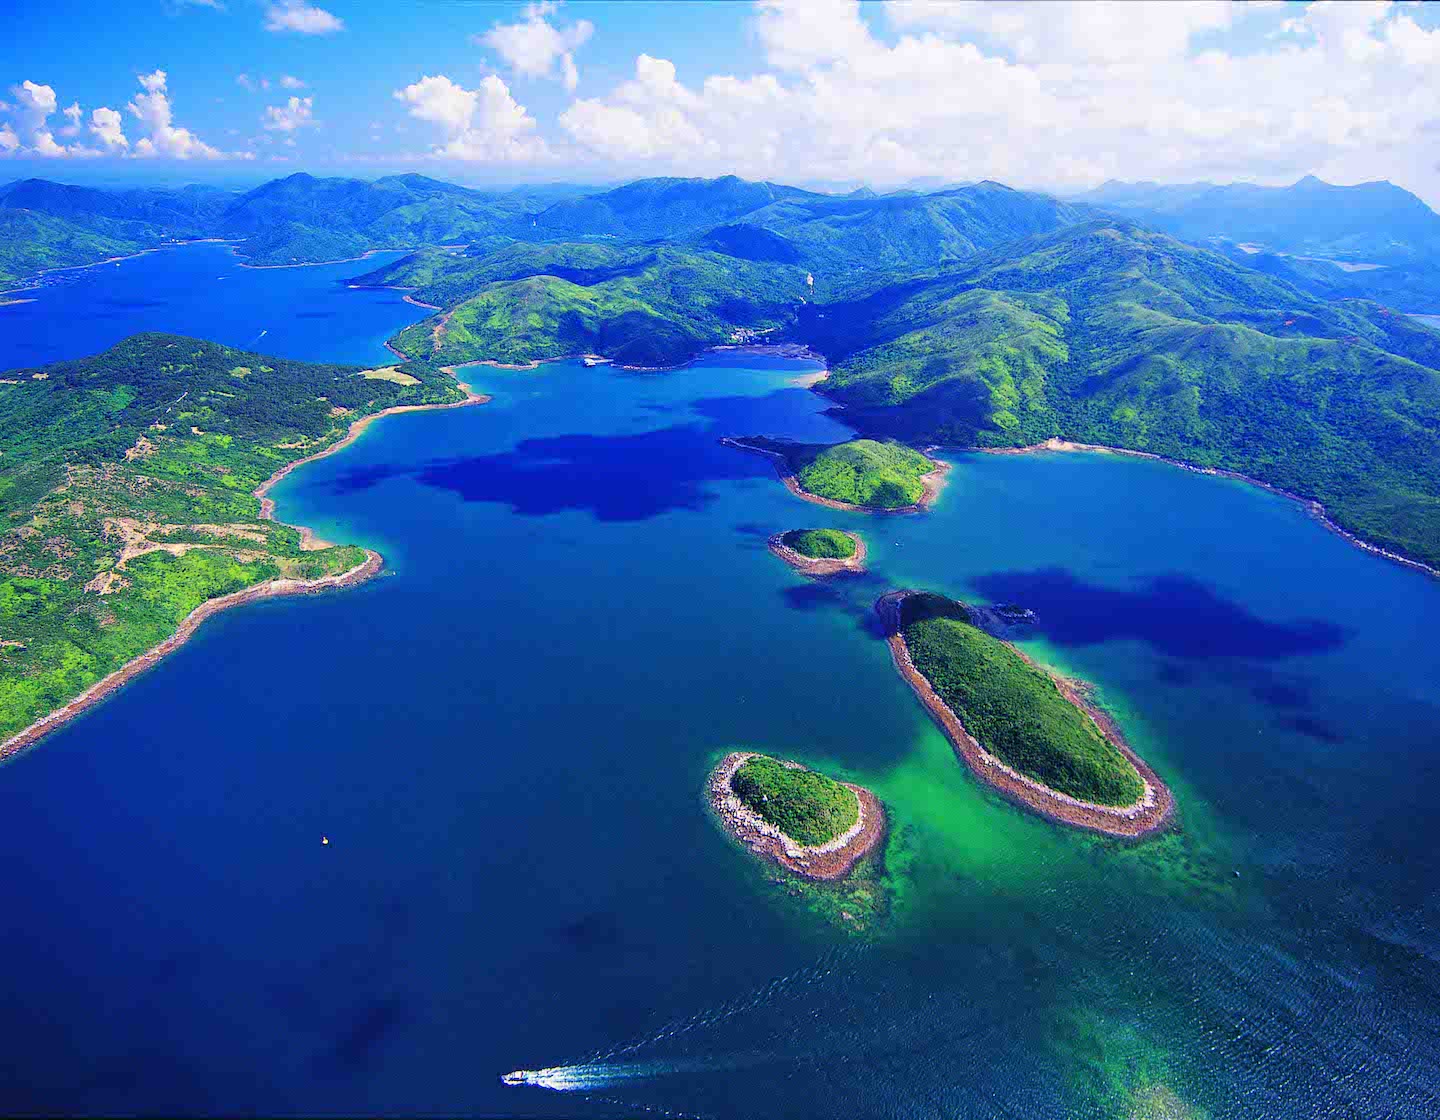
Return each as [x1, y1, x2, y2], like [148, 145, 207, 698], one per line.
[502, 1057, 719, 1091]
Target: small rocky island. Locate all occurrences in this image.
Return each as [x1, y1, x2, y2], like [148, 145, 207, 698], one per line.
[769, 528, 866, 575]
[708, 752, 886, 880]
[722, 436, 947, 512]
[877, 590, 1174, 838]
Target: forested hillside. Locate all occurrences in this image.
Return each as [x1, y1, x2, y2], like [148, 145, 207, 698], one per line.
[0, 333, 465, 745]
[801, 221, 1440, 566]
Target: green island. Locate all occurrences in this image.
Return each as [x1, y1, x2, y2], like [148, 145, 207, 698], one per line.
[780, 528, 857, 561]
[708, 751, 885, 881]
[0, 332, 473, 754]
[888, 592, 1172, 836]
[728, 436, 940, 510]
[732, 754, 859, 845]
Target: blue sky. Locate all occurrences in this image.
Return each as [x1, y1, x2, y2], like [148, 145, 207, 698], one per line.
[5, 0, 1440, 204]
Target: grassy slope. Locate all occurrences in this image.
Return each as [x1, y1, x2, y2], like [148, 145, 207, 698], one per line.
[731, 755, 859, 846]
[793, 440, 933, 508]
[900, 594, 1144, 806]
[0, 333, 464, 743]
[781, 528, 856, 559]
[384, 245, 809, 369]
[805, 221, 1440, 567]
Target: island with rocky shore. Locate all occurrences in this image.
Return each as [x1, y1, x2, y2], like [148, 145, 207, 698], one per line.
[708, 751, 886, 880]
[877, 590, 1174, 838]
[769, 528, 866, 576]
[722, 436, 947, 513]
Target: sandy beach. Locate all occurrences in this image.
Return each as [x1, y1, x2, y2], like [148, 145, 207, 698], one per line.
[707, 751, 887, 881]
[876, 590, 1175, 840]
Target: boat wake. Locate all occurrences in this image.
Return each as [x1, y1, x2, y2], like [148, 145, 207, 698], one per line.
[501, 1058, 717, 1092]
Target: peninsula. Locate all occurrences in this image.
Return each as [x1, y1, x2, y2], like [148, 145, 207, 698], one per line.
[877, 590, 1173, 838]
[723, 436, 946, 512]
[769, 528, 866, 575]
[708, 752, 886, 880]
[0, 333, 482, 760]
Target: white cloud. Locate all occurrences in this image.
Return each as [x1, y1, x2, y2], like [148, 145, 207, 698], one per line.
[280, 74, 307, 89]
[263, 1, 343, 35]
[90, 107, 129, 150]
[128, 69, 224, 158]
[5, 80, 97, 157]
[481, 1, 593, 91]
[393, 73, 550, 161]
[59, 102, 82, 137]
[263, 95, 315, 132]
[236, 73, 257, 91]
[0, 124, 18, 153]
[558, 0, 1440, 206]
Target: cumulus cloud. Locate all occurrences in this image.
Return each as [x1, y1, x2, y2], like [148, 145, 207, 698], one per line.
[263, 1, 343, 34]
[4, 80, 97, 157]
[481, 1, 593, 91]
[59, 102, 82, 137]
[557, 0, 1440, 205]
[90, 106, 129, 150]
[0, 124, 18, 153]
[263, 95, 315, 132]
[280, 74, 307, 89]
[394, 73, 550, 161]
[128, 69, 224, 158]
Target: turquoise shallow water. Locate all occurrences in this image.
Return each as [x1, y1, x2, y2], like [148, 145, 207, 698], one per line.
[3, 247, 1440, 1116]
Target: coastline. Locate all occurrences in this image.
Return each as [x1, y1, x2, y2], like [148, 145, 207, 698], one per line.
[0, 550, 382, 765]
[721, 437, 949, 514]
[876, 590, 1175, 840]
[2, 369, 490, 763]
[0, 238, 236, 300]
[707, 751, 886, 881]
[768, 531, 867, 576]
[977, 437, 1439, 580]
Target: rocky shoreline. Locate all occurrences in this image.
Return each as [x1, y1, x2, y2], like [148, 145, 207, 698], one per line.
[768, 531, 867, 576]
[2, 372, 490, 764]
[876, 590, 1175, 839]
[720, 437, 949, 514]
[979, 437, 1438, 580]
[0, 550, 382, 763]
[707, 752, 886, 881]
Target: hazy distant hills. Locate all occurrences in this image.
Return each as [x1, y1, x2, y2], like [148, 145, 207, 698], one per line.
[1079, 176, 1440, 311]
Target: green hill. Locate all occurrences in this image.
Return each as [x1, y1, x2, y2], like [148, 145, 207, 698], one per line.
[899, 593, 1144, 807]
[801, 220, 1440, 566]
[385, 245, 809, 369]
[0, 334, 465, 746]
[731, 754, 859, 846]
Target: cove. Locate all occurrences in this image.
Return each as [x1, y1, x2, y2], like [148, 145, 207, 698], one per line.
[2, 247, 1440, 1117]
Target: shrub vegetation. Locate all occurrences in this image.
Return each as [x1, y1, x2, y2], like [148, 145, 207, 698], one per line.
[780, 528, 857, 559]
[899, 593, 1144, 806]
[731, 755, 859, 846]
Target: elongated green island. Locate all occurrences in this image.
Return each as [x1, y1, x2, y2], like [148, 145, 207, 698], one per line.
[879, 591, 1172, 836]
[724, 436, 945, 511]
[0, 333, 484, 759]
[708, 751, 886, 880]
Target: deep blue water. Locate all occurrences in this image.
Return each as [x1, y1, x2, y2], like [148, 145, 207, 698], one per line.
[4, 245, 1440, 1117]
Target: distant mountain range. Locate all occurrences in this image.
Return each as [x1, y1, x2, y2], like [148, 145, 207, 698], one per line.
[1076, 175, 1440, 312]
[5, 168, 1440, 566]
